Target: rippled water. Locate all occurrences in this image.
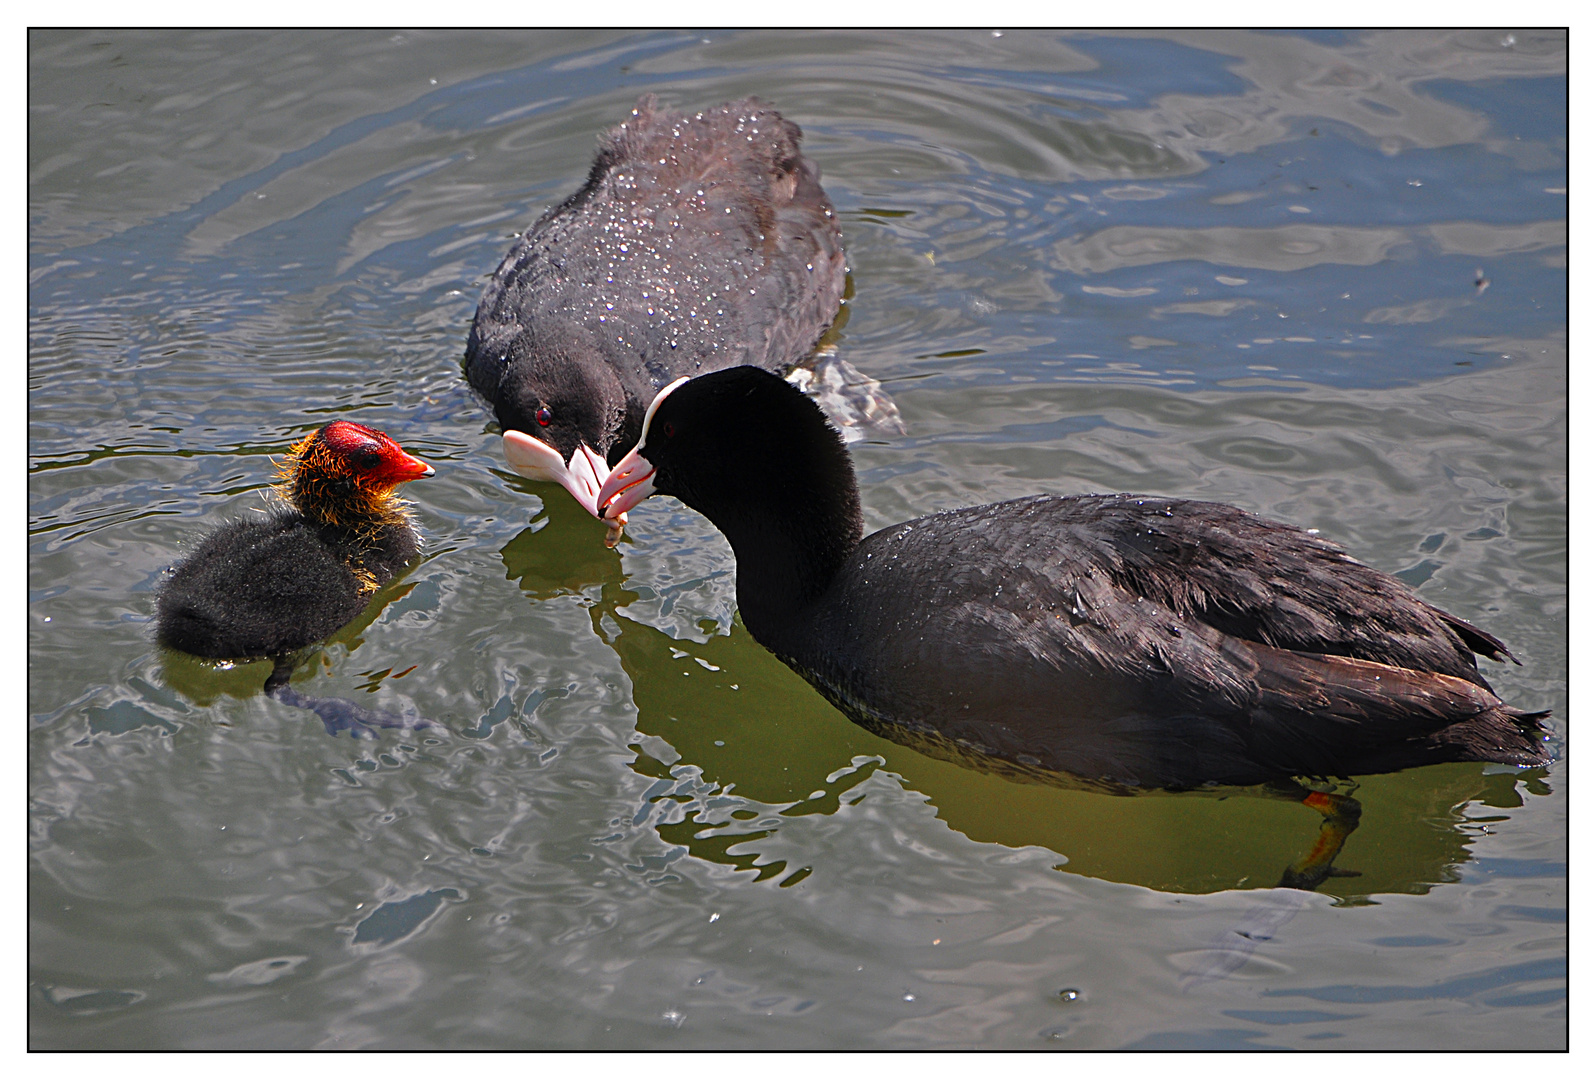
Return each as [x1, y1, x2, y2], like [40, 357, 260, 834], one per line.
[29, 29, 1566, 1049]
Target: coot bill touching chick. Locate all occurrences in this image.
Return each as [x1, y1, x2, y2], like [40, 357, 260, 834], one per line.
[597, 367, 1550, 790]
[465, 94, 846, 523]
[156, 421, 433, 692]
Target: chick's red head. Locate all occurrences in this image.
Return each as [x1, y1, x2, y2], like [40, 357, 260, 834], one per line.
[289, 421, 434, 490]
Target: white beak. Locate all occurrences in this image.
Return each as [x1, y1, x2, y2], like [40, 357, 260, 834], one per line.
[502, 431, 628, 533]
[596, 445, 656, 521]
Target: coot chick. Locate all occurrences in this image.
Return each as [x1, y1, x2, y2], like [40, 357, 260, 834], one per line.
[598, 367, 1551, 791]
[465, 94, 846, 523]
[156, 421, 433, 692]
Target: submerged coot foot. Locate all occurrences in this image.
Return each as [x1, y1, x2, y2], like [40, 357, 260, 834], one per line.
[596, 367, 1551, 791]
[155, 421, 436, 735]
[269, 682, 436, 740]
[465, 94, 859, 529]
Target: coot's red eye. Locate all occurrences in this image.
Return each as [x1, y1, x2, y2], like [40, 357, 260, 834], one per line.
[662, 420, 675, 437]
[535, 406, 552, 427]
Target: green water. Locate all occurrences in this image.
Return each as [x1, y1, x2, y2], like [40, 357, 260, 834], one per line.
[30, 29, 1565, 1049]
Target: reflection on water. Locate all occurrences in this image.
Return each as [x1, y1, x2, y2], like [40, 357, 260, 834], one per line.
[499, 490, 1548, 901]
[30, 29, 1564, 1050]
[155, 577, 421, 707]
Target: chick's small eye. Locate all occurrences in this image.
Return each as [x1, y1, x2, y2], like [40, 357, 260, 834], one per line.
[662, 420, 676, 438]
[535, 406, 553, 427]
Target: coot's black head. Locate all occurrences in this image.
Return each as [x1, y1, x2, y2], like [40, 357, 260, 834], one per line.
[597, 366, 863, 566]
[496, 329, 629, 518]
[280, 421, 433, 527]
[498, 343, 628, 462]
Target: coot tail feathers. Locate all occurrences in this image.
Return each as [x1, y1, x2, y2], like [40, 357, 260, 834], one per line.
[1435, 609, 1520, 666]
[1240, 645, 1548, 778]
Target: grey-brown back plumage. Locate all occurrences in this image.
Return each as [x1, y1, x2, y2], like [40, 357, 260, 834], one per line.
[466, 94, 846, 457]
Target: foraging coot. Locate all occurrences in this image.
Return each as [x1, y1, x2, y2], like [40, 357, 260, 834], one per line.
[465, 94, 846, 524]
[155, 421, 433, 691]
[597, 367, 1551, 791]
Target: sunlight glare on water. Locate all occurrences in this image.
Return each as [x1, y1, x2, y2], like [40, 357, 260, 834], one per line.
[29, 29, 1565, 1050]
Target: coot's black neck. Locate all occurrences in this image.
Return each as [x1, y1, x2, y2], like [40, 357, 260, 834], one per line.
[719, 485, 862, 647]
[643, 366, 865, 650]
[679, 421, 861, 648]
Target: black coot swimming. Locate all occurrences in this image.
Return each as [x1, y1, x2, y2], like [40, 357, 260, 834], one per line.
[156, 421, 433, 707]
[465, 94, 846, 527]
[597, 367, 1551, 792]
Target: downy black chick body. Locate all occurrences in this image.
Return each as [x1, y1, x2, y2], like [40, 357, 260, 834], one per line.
[156, 420, 433, 689]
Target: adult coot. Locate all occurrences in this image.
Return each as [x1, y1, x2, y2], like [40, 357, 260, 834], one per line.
[465, 94, 846, 526]
[156, 421, 433, 699]
[597, 367, 1551, 791]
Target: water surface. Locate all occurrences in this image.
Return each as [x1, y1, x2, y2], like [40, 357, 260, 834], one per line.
[29, 29, 1566, 1049]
